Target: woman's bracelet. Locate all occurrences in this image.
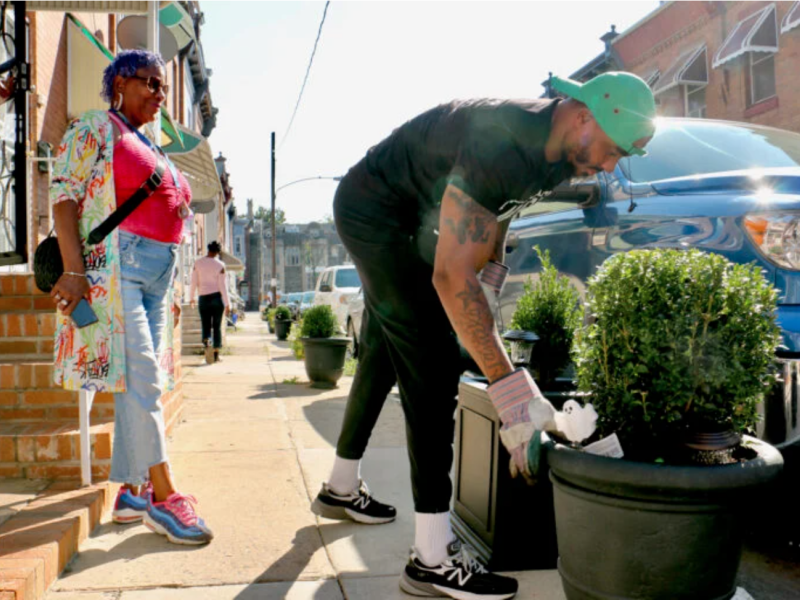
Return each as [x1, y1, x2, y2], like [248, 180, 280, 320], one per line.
[63, 271, 86, 278]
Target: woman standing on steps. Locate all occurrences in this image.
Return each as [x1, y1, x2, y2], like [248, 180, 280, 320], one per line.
[190, 241, 231, 363]
[50, 50, 212, 546]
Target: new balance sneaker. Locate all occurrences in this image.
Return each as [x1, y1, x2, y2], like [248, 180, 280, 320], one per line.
[112, 485, 148, 524]
[143, 489, 213, 546]
[400, 541, 518, 600]
[311, 480, 396, 524]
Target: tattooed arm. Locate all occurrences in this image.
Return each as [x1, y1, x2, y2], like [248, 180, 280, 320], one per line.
[433, 184, 513, 383]
[491, 219, 511, 263]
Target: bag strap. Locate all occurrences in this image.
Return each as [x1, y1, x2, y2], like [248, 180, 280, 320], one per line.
[86, 157, 167, 246]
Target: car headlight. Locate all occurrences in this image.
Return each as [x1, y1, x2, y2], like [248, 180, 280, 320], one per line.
[745, 213, 800, 270]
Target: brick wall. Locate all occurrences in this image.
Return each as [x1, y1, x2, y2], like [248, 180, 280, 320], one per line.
[614, 1, 800, 132]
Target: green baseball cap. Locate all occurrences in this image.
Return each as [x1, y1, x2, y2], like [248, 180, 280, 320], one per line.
[550, 71, 656, 157]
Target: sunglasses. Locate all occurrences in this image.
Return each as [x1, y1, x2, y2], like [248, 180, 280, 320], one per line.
[129, 75, 170, 95]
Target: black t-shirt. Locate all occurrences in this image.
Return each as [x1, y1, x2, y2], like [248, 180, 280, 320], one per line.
[357, 98, 573, 226]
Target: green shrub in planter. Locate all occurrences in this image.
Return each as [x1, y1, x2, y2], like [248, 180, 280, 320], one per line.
[300, 305, 338, 338]
[509, 246, 582, 386]
[274, 305, 292, 321]
[290, 320, 304, 360]
[573, 248, 781, 459]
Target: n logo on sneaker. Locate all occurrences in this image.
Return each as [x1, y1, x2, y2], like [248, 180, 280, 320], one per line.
[353, 494, 371, 510]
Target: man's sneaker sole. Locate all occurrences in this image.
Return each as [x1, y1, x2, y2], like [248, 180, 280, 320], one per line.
[399, 572, 516, 600]
[112, 509, 144, 524]
[143, 512, 210, 546]
[310, 496, 396, 524]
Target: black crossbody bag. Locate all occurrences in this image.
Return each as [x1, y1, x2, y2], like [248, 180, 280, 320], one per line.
[33, 157, 166, 293]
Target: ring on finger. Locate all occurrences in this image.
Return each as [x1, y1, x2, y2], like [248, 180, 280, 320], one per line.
[59, 299, 68, 307]
[54, 293, 61, 300]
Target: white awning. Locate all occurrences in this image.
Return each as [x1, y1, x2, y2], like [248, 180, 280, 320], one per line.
[642, 67, 660, 88]
[781, 1, 800, 34]
[713, 4, 778, 68]
[653, 45, 707, 96]
[164, 124, 223, 203]
[28, 1, 152, 12]
[220, 250, 244, 273]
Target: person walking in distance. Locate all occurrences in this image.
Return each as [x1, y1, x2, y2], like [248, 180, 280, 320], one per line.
[190, 241, 231, 363]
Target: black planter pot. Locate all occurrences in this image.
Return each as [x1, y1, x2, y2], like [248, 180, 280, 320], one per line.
[275, 318, 291, 340]
[547, 437, 784, 600]
[301, 337, 351, 388]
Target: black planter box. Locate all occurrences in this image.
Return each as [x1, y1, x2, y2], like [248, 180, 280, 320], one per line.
[451, 378, 559, 571]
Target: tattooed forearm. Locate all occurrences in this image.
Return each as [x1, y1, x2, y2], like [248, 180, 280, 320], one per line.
[452, 278, 512, 381]
[443, 187, 492, 245]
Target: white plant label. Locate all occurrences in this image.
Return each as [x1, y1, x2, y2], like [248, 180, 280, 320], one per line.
[584, 433, 625, 458]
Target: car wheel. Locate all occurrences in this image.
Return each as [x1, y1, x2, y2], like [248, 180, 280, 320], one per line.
[346, 319, 358, 360]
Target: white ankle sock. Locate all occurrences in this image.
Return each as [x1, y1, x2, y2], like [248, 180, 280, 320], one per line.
[327, 456, 360, 495]
[415, 512, 455, 566]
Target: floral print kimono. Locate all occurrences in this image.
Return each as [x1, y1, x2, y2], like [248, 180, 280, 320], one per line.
[51, 110, 176, 392]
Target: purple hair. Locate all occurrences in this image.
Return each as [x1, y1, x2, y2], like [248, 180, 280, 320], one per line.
[101, 50, 166, 103]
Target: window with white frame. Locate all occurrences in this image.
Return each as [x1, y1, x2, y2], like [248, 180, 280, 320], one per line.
[686, 85, 707, 118]
[286, 247, 301, 266]
[183, 60, 197, 129]
[750, 52, 776, 105]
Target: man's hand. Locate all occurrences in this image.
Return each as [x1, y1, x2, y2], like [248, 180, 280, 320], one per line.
[173, 301, 181, 326]
[487, 368, 558, 482]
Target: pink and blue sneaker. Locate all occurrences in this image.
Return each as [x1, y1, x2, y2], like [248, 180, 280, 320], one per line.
[143, 488, 213, 546]
[112, 485, 149, 524]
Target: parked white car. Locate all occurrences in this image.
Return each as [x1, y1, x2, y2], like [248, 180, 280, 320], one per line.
[314, 265, 362, 333]
[346, 288, 364, 358]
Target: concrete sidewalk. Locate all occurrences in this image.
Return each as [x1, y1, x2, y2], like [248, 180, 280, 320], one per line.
[42, 315, 565, 600]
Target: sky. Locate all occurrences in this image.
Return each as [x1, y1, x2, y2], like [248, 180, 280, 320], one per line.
[201, 0, 661, 224]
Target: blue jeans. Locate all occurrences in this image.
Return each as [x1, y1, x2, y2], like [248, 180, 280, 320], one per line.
[110, 231, 178, 485]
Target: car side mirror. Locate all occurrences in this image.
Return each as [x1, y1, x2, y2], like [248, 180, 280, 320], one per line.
[548, 179, 601, 208]
[319, 284, 332, 293]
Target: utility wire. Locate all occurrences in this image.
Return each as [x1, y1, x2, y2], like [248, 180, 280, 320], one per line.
[279, 1, 331, 150]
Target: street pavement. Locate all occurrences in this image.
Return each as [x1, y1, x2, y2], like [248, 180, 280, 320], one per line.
[43, 314, 797, 599]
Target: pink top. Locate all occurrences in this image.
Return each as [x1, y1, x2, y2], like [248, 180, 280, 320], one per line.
[110, 112, 191, 244]
[190, 256, 230, 307]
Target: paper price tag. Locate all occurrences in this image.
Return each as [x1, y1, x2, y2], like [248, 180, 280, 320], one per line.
[583, 433, 624, 458]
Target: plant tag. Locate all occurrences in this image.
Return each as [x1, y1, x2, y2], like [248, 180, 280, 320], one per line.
[583, 433, 624, 458]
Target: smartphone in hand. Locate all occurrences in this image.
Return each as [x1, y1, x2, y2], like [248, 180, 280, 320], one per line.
[72, 298, 99, 328]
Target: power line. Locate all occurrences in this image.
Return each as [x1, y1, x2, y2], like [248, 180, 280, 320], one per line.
[279, 1, 331, 150]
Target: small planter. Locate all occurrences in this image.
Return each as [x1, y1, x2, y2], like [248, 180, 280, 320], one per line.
[301, 337, 351, 388]
[275, 318, 291, 341]
[452, 379, 559, 571]
[548, 438, 784, 600]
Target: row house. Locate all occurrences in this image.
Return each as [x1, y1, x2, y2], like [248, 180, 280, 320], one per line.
[551, 2, 800, 133]
[0, 1, 230, 483]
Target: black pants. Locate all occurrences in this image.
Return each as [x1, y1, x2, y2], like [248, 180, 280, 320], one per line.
[199, 292, 225, 349]
[333, 167, 462, 514]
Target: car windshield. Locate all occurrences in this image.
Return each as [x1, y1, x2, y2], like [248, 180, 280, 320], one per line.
[335, 268, 361, 288]
[302, 292, 314, 303]
[620, 120, 800, 183]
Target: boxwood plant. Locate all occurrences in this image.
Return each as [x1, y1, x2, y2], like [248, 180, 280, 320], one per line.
[274, 305, 292, 321]
[510, 246, 582, 385]
[573, 249, 780, 459]
[301, 305, 338, 338]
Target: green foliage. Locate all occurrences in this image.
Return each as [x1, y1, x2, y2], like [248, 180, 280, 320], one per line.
[509, 246, 582, 384]
[573, 249, 780, 454]
[290, 320, 304, 360]
[274, 305, 292, 321]
[344, 357, 358, 377]
[254, 206, 286, 225]
[300, 305, 338, 338]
